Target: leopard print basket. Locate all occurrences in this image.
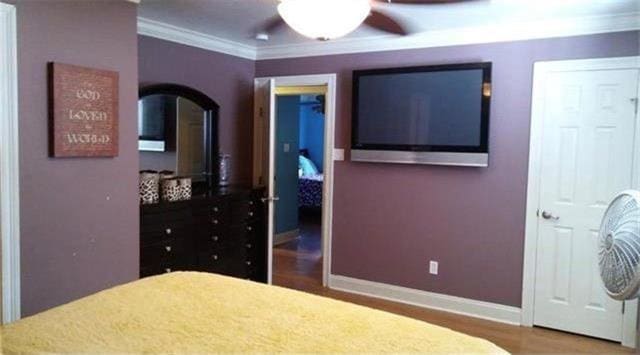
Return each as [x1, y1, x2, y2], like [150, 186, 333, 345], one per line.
[178, 177, 192, 201]
[161, 178, 181, 202]
[139, 171, 159, 205]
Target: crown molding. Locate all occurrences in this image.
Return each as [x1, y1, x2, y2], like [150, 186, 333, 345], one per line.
[256, 12, 640, 60]
[137, 17, 257, 60]
[126, 0, 140, 4]
[137, 12, 640, 61]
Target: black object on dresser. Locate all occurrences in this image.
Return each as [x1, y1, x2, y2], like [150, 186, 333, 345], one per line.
[140, 188, 267, 283]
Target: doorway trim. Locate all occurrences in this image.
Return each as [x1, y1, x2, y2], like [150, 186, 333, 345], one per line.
[0, 2, 21, 324]
[253, 73, 337, 287]
[522, 56, 640, 347]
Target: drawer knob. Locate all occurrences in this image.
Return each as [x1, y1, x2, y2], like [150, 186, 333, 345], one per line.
[165, 245, 172, 252]
[165, 268, 172, 273]
[249, 201, 254, 206]
[247, 226, 253, 231]
[248, 212, 254, 217]
[246, 261, 252, 266]
[213, 207, 219, 212]
[212, 254, 218, 261]
[165, 228, 172, 235]
[212, 235, 219, 242]
[246, 243, 252, 249]
[212, 219, 219, 224]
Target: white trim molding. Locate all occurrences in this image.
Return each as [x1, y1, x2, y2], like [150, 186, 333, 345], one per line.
[523, 56, 640, 348]
[329, 274, 522, 325]
[137, 17, 257, 60]
[0, 2, 21, 324]
[257, 12, 640, 60]
[137, 12, 639, 61]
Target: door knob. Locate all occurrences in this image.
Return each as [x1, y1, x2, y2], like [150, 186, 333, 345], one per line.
[541, 210, 560, 220]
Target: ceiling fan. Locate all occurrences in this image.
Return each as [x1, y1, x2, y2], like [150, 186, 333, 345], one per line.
[258, 0, 471, 41]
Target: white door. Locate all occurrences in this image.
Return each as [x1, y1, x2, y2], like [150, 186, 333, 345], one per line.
[253, 78, 277, 284]
[534, 69, 639, 341]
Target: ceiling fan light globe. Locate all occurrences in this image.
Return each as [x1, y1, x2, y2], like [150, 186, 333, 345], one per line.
[277, 0, 371, 40]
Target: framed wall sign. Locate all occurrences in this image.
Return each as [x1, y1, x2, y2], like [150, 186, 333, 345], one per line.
[48, 62, 119, 157]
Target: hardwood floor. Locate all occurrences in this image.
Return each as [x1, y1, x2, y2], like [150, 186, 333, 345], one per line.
[273, 216, 631, 354]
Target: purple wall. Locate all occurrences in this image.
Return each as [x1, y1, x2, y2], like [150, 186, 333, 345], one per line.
[256, 32, 640, 307]
[9, 1, 637, 315]
[138, 36, 256, 185]
[12, 0, 139, 316]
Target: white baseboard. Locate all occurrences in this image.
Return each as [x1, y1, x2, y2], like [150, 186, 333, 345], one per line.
[328, 274, 521, 326]
[274, 229, 299, 246]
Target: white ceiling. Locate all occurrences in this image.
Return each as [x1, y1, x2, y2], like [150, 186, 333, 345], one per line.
[137, 0, 640, 59]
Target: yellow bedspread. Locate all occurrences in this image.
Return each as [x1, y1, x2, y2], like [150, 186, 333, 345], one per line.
[2, 272, 507, 353]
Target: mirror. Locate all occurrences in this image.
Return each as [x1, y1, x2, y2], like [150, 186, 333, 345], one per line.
[138, 84, 219, 192]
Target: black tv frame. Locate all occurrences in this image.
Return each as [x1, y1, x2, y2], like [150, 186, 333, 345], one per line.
[351, 62, 492, 167]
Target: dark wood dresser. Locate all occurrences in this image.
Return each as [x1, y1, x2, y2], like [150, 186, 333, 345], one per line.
[140, 187, 267, 283]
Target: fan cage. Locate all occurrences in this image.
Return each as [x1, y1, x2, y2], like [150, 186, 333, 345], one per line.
[598, 190, 640, 301]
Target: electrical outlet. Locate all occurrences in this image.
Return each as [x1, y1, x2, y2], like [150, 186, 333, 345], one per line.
[429, 261, 438, 275]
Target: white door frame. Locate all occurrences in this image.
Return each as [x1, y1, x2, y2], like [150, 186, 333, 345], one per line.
[522, 56, 640, 348]
[253, 74, 337, 287]
[0, 2, 21, 324]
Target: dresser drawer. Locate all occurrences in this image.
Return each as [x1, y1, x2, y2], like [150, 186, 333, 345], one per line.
[198, 224, 247, 251]
[140, 263, 189, 278]
[244, 221, 264, 242]
[198, 246, 250, 278]
[193, 197, 230, 224]
[140, 238, 193, 267]
[248, 197, 264, 220]
[142, 207, 191, 227]
[141, 224, 190, 246]
[229, 198, 249, 223]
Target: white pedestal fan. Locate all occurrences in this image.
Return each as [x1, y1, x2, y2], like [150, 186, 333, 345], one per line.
[599, 190, 640, 347]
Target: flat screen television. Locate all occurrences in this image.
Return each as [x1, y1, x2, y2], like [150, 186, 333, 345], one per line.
[351, 62, 492, 167]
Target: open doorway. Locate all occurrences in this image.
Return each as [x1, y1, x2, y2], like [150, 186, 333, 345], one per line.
[272, 88, 326, 290]
[253, 74, 336, 288]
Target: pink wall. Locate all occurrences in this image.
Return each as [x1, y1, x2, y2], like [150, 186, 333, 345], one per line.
[256, 32, 640, 307]
[138, 36, 256, 185]
[11, 0, 140, 316]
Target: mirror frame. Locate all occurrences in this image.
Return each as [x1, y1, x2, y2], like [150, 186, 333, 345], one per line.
[139, 83, 220, 193]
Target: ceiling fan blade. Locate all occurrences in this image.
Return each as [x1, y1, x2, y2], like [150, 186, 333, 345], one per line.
[259, 15, 287, 34]
[373, 0, 472, 4]
[363, 10, 409, 36]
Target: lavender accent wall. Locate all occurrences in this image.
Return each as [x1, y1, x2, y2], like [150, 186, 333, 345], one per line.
[256, 32, 640, 307]
[10, 0, 139, 316]
[138, 35, 256, 185]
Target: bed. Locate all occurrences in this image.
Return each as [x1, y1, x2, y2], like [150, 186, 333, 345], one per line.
[299, 173, 323, 208]
[299, 150, 323, 209]
[1, 272, 507, 354]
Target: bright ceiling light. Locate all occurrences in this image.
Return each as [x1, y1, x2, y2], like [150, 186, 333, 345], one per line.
[277, 0, 371, 41]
